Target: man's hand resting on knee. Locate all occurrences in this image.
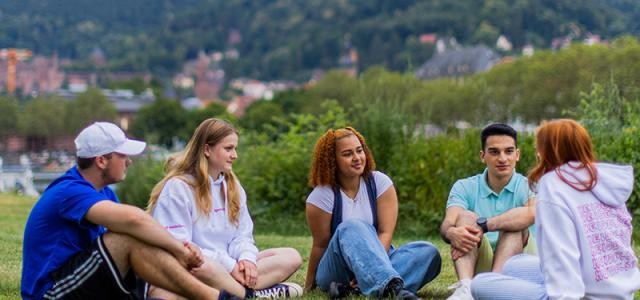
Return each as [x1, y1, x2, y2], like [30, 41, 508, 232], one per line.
[447, 225, 482, 260]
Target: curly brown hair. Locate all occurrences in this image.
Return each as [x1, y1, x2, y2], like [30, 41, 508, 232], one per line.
[308, 127, 376, 188]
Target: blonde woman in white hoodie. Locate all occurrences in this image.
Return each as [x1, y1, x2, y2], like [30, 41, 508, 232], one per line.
[147, 118, 303, 299]
[471, 119, 640, 300]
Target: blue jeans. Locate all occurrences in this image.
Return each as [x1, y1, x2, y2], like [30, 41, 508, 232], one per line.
[315, 219, 441, 297]
[471, 254, 547, 300]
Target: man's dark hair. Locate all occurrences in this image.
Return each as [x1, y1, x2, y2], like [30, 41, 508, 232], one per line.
[76, 153, 112, 170]
[481, 123, 517, 150]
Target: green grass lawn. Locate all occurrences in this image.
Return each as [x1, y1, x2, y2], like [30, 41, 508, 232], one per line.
[2, 194, 639, 299]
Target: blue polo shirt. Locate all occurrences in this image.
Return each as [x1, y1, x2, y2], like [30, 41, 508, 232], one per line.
[446, 168, 535, 250]
[21, 166, 118, 300]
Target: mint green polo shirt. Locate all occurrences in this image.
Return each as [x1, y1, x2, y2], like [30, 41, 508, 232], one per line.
[446, 168, 535, 250]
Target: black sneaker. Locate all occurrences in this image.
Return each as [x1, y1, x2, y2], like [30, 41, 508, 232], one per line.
[394, 289, 419, 300]
[217, 289, 243, 300]
[252, 282, 303, 298]
[383, 277, 404, 297]
[383, 278, 419, 300]
[328, 282, 361, 299]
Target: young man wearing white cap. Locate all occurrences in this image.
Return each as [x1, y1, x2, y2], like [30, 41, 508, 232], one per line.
[21, 122, 239, 300]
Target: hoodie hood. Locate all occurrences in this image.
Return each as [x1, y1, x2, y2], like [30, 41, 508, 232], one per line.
[557, 162, 633, 207]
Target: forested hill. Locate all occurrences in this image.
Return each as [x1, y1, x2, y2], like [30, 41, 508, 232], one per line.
[1, 0, 639, 80]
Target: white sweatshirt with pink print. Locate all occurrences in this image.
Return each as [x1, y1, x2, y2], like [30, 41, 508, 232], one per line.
[536, 162, 640, 300]
[152, 174, 258, 273]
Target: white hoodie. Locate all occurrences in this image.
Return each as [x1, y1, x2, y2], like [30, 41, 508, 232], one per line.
[152, 175, 259, 273]
[536, 162, 640, 300]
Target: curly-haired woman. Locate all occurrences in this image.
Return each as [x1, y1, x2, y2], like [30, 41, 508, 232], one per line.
[304, 127, 441, 299]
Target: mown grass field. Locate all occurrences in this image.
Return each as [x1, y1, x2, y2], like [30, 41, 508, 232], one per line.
[1, 194, 638, 299]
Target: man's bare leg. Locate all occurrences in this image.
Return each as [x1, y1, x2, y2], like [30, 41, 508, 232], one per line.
[103, 232, 218, 300]
[149, 258, 248, 299]
[452, 211, 480, 280]
[491, 229, 527, 272]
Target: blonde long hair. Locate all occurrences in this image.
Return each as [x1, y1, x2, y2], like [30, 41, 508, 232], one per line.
[147, 118, 241, 225]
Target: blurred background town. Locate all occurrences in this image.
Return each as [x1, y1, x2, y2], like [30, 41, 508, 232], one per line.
[1, 0, 640, 202]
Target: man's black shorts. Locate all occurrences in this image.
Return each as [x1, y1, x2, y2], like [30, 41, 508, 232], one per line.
[43, 235, 143, 300]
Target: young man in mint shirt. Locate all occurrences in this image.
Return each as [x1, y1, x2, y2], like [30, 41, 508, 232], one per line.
[21, 122, 235, 300]
[439, 123, 536, 300]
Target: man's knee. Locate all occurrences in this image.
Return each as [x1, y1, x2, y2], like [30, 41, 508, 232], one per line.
[455, 210, 479, 226]
[496, 229, 527, 248]
[102, 232, 149, 260]
[148, 285, 183, 300]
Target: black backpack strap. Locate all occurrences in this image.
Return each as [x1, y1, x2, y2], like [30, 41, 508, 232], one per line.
[330, 173, 378, 237]
[366, 173, 378, 232]
[330, 186, 342, 237]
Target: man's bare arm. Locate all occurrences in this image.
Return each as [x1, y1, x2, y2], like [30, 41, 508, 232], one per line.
[86, 200, 198, 267]
[486, 198, 536, 232]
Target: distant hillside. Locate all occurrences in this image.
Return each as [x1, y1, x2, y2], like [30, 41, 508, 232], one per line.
[0, 0, 638, 80]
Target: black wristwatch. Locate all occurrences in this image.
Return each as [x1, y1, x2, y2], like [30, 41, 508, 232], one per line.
[476, 217, 488, 233]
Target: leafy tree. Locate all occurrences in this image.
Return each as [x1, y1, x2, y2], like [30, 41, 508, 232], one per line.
[18, 97, 67, 137]
[0, 96, 19, 136]
[567, 81, 640, 239]
[130, 99, 188, 147]
[64, 88, 118, 134]
[308, 70, 359, 111]
[239, 101, 284, 132]
[106, 77, 150, 94]
[2, 0, 639, 79]
[184, 102, 234, 139]
[472, 21, 501, 46]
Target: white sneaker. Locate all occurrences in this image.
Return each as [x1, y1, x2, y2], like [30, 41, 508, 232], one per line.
[253, 282, 303, 298]
[446, 279, 472, 300]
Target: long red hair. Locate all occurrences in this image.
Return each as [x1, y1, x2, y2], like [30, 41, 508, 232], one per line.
[528, 119, 597, 191]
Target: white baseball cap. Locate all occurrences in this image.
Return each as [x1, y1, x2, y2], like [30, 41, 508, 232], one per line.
[75, 122, 147, 158]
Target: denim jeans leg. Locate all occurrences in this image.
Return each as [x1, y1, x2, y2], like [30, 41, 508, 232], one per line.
[316, 219, 400, 297]
[388, 241, 442, 293]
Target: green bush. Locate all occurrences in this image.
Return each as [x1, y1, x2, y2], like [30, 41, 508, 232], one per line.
[569, 81, 640, 239]
[235, 101, 348, 234]
[115, 80, 639, 241]
[116, 155, 164, 209]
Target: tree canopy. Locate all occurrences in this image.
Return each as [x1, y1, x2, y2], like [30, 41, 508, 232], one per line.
[0, 0, 638, 80]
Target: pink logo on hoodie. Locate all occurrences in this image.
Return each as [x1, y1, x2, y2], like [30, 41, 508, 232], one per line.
[579, 202, 636, 281]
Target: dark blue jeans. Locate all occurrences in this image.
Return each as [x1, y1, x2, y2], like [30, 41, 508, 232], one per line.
[315, 219, 441, 296]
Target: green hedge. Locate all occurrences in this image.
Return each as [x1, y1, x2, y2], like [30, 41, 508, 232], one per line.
[117, 83, 640, 239]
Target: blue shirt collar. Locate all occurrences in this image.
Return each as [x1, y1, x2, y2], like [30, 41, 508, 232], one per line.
[480, 168, 517, 197]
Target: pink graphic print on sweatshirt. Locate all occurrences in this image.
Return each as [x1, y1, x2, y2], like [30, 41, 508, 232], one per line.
[578, 202, 637, 281]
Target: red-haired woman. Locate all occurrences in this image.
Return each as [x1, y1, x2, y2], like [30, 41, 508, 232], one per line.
[471, 119, 640, 299]
[304, 127, 441, 299]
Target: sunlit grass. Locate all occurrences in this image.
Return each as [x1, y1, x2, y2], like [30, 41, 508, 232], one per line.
[2, 194, 639, 299]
